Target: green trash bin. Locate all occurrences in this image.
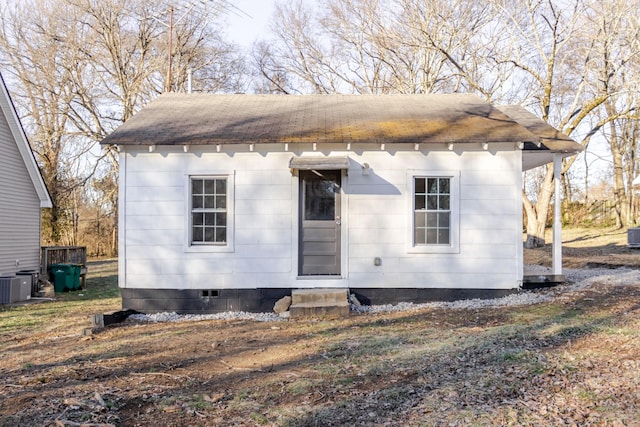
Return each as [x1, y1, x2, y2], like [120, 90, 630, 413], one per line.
[70, 264, 82, 290]
[49, 264, 78, 292]
[67, 264, 82, 290]
[66, 264, 82, 291]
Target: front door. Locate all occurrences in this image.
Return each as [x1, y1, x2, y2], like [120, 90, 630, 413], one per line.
[299, 170, 341, 275]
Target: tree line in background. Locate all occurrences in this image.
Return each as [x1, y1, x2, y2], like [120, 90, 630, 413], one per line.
[0, 0, 638, 256]
[0, 0, 246, 256]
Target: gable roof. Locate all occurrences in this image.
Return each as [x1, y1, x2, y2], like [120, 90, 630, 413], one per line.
[0, 73, 52, 208]
[102, 93, 541, 147]
[101, 94, 583, 171]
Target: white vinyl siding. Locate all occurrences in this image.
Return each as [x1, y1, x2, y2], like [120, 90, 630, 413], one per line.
[120, 143, 522, 291]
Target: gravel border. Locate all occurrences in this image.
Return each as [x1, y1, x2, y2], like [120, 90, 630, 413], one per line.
[126, 267, 640, 324]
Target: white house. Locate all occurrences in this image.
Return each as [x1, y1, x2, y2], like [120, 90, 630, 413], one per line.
[0, 73, 52, 282]
[102, 94, 581, 313]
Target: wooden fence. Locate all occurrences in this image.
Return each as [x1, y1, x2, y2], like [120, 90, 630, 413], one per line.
[40, 246, 88, 288]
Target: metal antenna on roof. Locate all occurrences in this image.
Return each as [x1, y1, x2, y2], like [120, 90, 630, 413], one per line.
[148, 3, 195, 93]
[166, 6, 174, 92]
[145, 0, 251, 93]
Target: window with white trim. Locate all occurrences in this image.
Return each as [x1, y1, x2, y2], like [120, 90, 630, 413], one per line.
[414, 177, 450, 245]
[191, 177, 227, 244]
[408, 171, 459, 254]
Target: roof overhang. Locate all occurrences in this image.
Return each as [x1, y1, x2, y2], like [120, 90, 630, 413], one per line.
[498, 105, 583, 171]
[522, 140, 583, 170]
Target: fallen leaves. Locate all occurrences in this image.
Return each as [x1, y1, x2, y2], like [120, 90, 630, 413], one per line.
[2, 280, 640, 426]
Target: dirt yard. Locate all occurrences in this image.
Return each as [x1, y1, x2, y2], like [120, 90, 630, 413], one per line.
[1, 227, 639, 426]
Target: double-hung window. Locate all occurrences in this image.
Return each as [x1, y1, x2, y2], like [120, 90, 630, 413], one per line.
[409, 171, 459, 253]
[191, 177, 227, 244]
[414, 177, 450, 245]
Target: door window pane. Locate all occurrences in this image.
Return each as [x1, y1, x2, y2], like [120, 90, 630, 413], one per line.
[305, 177, 337, 220]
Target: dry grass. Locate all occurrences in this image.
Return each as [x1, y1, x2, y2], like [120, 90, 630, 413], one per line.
[0, 259, 120, 339]
[1, 229, 639, 426]
[525, 226, 636, 268]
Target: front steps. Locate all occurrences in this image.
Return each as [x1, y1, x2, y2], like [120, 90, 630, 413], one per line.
[290, 288, 350, 319]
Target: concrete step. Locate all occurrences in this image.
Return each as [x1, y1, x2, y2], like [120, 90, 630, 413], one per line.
[291, 288, 349, 305]
[290, 289, 350, 319]
[289, 302, 350, 319]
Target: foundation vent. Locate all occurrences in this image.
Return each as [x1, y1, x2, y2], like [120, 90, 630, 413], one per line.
[201, 290, 220, 298]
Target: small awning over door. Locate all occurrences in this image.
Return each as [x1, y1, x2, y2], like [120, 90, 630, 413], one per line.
[289, 156, 350, 173]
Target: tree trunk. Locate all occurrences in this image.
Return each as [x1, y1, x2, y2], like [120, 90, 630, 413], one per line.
[607, 102, 630, 228]
[523, 193, 543, 248]
[523, 164, 555, 248]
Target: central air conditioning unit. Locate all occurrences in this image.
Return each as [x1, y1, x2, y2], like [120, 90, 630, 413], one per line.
[628, 228, 640, 248]
[0, 277, 21, 304]
[0, 276, 30, 304]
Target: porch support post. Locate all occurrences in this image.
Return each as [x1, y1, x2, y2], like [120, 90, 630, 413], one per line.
[552, 154, 562, 275]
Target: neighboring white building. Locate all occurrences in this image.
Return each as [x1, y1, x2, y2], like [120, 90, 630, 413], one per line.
[0, 73, 52, 277]
[102, 94, 581, 313]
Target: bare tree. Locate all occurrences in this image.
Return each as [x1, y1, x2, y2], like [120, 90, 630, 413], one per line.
[399, 0, 515, 99]
[258, 0, 640, 246]
[492, 0, 640, 246]
[0, 0, 248, 246]
[264, 0, 342, 94]
[582, 0, 640, 227]
[156, 1, 248, 94]
[256, 0, 510, 96]
[0, 0, 94, 242]
[258, 0, 499, 95]
[489, 0, 588, 247]
[251, 40, 295, 94]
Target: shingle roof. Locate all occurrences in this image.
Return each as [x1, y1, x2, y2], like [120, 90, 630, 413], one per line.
[101, 93, 543, 146]
[497, 105, 581, 153]
[494, 105, 583, 170]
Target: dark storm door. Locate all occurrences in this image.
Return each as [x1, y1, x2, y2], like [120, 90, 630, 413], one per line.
[299, 170, 341, 275]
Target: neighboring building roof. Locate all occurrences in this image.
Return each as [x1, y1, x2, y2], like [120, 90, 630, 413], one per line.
[0, 73, 52, 208]
[498, 105, 583, 170]
[102, 93, 541, 147]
